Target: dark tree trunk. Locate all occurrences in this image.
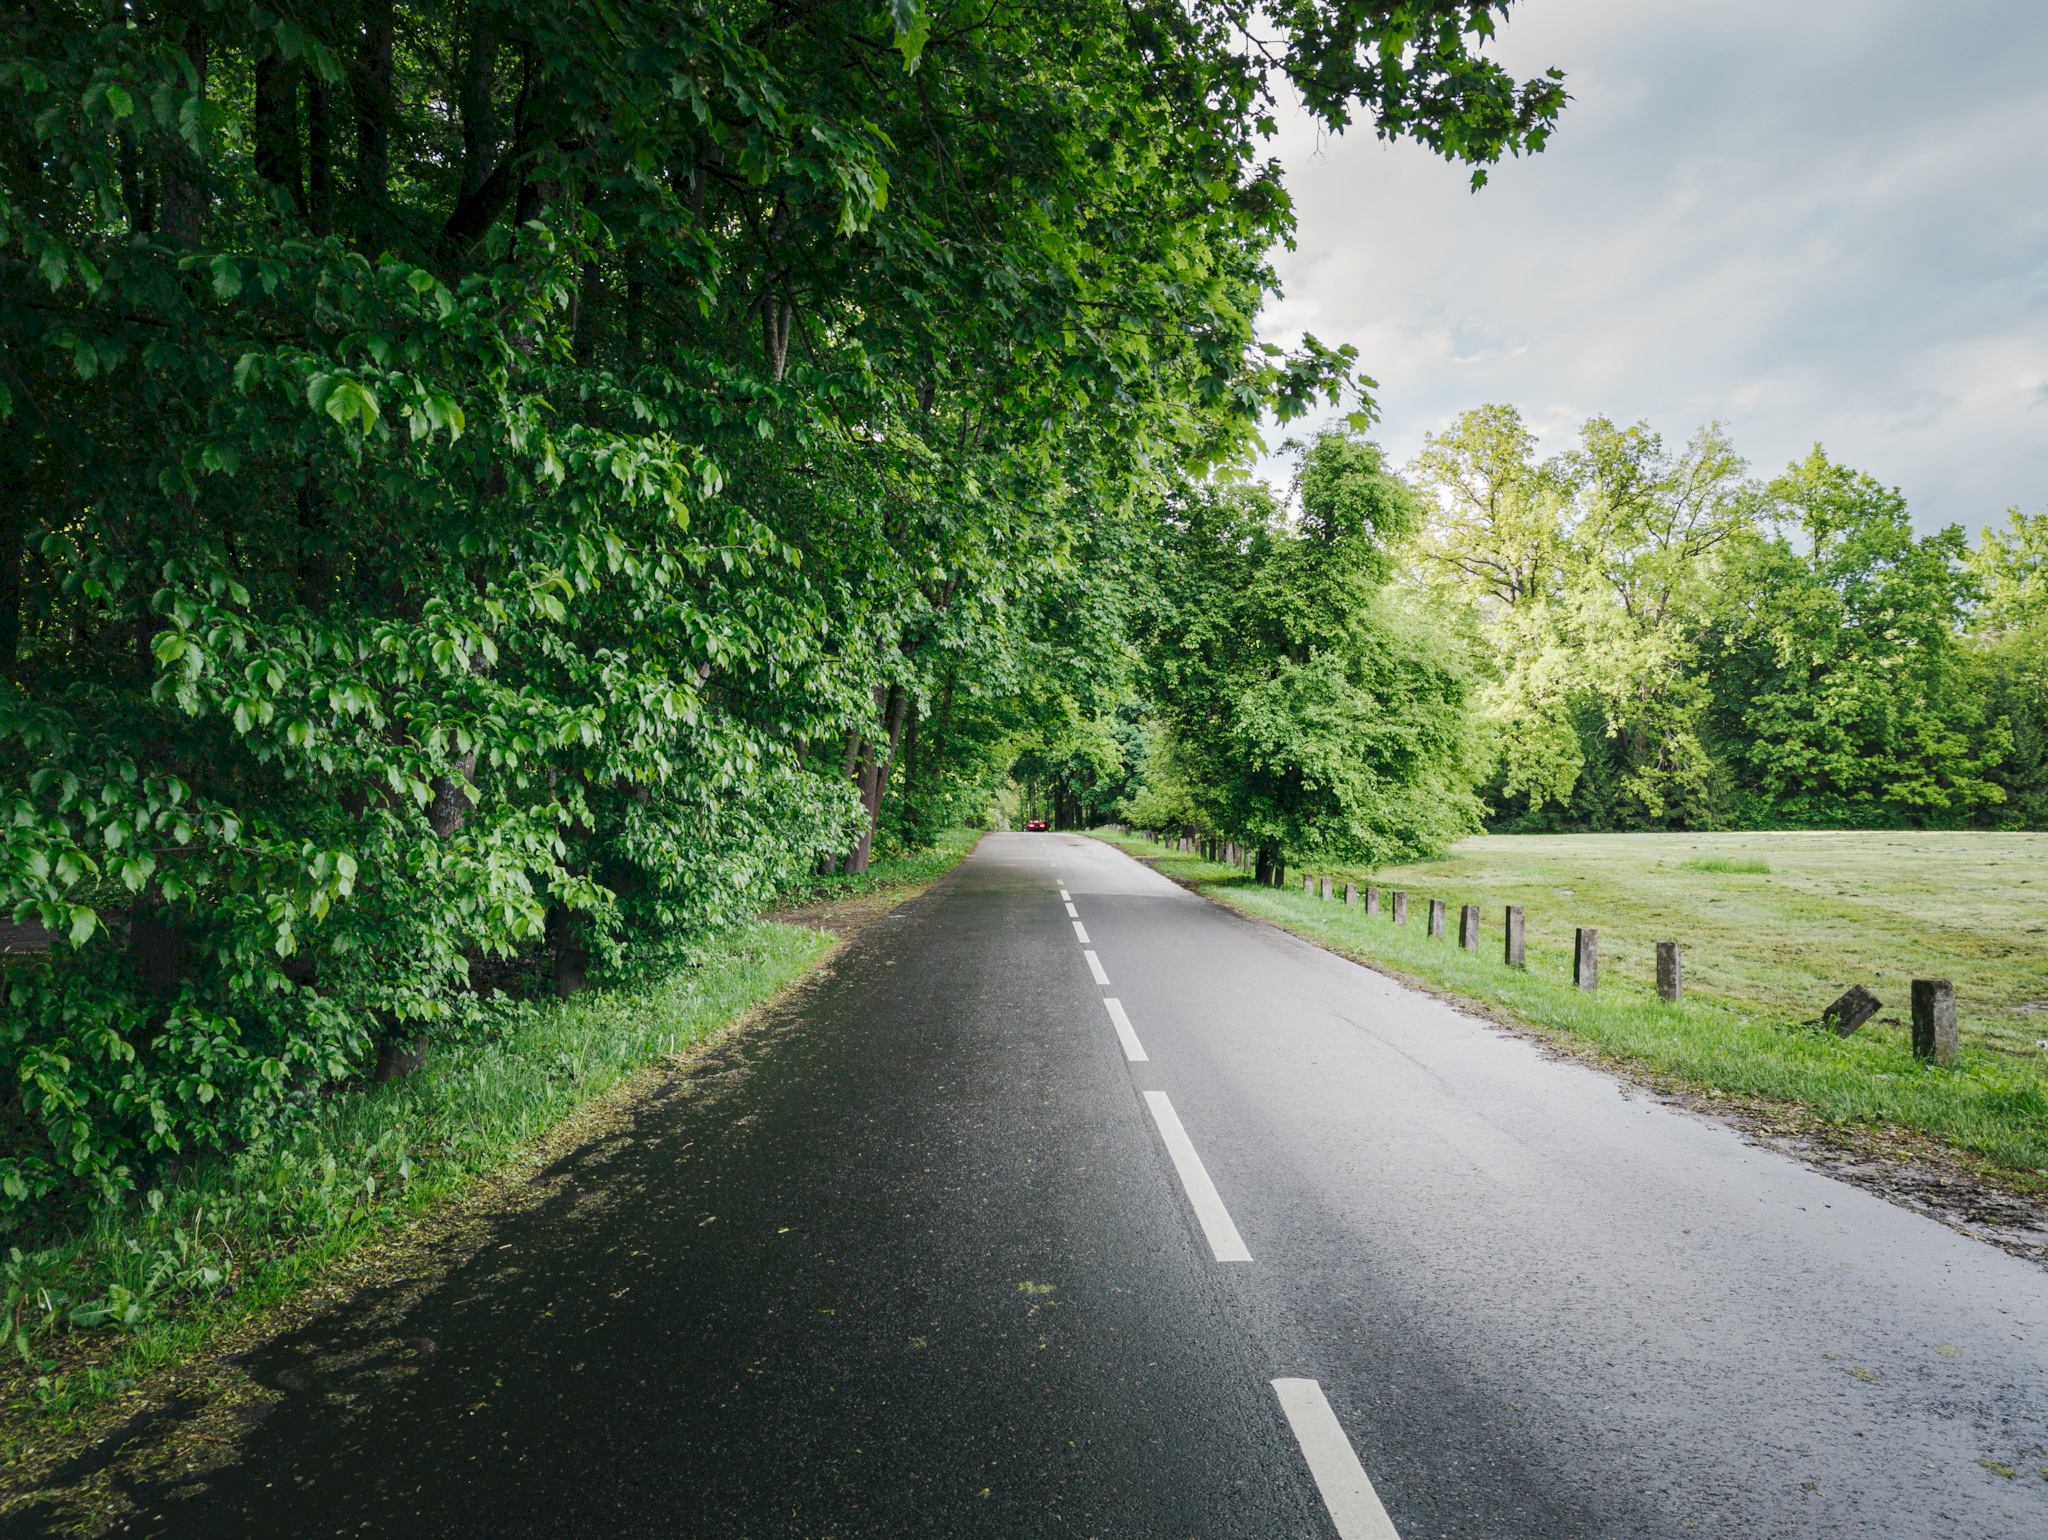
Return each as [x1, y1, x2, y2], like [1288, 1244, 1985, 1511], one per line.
[440, 31, 538, 256]
[847, 685, 907, 875]
[0, 469, 26, 677]
[548, 904, 588, 998]
[253, 55, 305, 212]
[427, 745, 477, 837]
[129, 908, 186, 997]
[157, 20, 208, 246]
[355, 0, 393, 204]
[307, 77, 334, 232]
[372, 1011, 428, 1082]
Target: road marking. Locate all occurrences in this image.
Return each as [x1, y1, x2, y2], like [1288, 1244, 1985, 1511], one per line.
[1270, 1380, 1401, 1540]
[1059, 888, 1071, 900]
[1072, 920, 1091, 943]
[1064, 901, 1079, 918]
[1142, 1092, 1250, 1261]
[1102, 998, 1147, 1061]
[1084, 951, 1110, 986]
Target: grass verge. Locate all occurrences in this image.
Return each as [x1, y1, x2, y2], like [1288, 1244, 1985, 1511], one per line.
[3, 833, 977, 1468]
[1092, 831, 2048, 1190]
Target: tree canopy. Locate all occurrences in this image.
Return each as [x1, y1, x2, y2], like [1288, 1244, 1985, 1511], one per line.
[0, 2, 1566, 1220]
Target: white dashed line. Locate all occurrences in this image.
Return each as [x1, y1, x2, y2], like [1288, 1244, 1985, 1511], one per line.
[1271, 1379, 1401, 1539]
[1059, 888, 1071, 900]
[1072, 920, 1091, 944]
[1084, 951, 1110, 986]
[1065, 902, 1079, 918]
[1102, 998, 1147, 1061]
[1142, 1092, 1250, 1261]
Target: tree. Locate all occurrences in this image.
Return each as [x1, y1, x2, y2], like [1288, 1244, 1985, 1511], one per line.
[0, 1, 1570, 1220]
[1967, 505, 2048, 826]
[1702, 449, 2005, 825]
[1139, 431, 1479, 880]
[1412, 407, 1752, 827]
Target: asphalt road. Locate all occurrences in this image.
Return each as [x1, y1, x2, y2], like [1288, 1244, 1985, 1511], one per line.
[59, 833, 2048, 1537]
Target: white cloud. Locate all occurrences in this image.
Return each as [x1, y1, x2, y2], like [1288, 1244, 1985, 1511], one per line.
[1260, 0, 2048, 531]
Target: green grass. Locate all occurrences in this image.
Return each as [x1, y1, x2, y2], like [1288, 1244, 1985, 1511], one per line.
[770, 826, 982, 908]
[1095, 829, 2048, 1184]
[3, 921, 836, 1450]
[1681, 856, 1772, 874]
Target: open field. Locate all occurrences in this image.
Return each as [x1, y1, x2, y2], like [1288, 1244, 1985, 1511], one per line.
[1353, 831, 2048, 1059]
[1218, 830, 2048, 1058]
[1094, 829, 2048, 1186]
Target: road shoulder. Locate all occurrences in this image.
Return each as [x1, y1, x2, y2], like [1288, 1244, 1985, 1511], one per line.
[1095, 834, 2048, 1276]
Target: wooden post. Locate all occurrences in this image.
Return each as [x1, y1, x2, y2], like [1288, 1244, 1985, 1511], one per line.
[1391, 891, 1407, 925]
[1321, 876, 1334, 901]
[1303, 875, 1314, 896]
[1427, 898, 1446, 938]
[1656, 942, 1682, 1003]
[1459, 904, 1479, 950]
[1344, 882, 1358, 906]
[1911, 978, 1958, 1063]
[1365, 886, 1379, 917]
[1504, 905, 1525, 969]
[1574, 927, 1598, 991]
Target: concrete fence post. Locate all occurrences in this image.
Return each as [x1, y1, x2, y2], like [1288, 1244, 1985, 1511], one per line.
[1344, 882, 1358, 906]
[1427, 898, 1446, 939]
[1321, 876, 1334, 901]
[1303, 875, 1313, 896]
[1911, 978, 1958, 1063]
[1459, 904, 1480, 950]
[1574, 927, 1598, 991]
[1365, 886, 1379, 917]
[1391, 891, 1407, 925]
[1656, 942, 1682, 1003]
[1504, 905, 1525, 969]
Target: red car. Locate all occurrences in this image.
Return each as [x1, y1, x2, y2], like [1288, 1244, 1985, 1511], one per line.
[1025, 818, 1050, 832]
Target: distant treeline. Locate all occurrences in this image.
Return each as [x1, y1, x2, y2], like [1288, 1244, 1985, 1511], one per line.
[1407, 405, 2047, 833]
[1038, 407, 2048, 851]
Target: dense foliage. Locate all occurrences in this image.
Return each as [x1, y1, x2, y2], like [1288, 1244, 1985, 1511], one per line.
[1133, 431, 1479, 880]
[1407, 404, 2034, 833]
[0, 2, 1564, 1224]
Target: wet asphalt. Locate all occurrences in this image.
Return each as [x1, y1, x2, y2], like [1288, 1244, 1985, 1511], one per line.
[44, 833, 2048, 1537]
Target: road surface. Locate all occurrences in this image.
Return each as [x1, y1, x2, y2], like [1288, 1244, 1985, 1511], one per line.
[54, 833, 2048, 1537]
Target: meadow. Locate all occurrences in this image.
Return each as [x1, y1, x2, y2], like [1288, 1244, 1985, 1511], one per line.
[1096, 829, 2048, 1182]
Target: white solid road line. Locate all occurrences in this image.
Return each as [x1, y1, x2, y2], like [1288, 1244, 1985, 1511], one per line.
[1102, 998, 1148, 1061]
[1270, 1379, 1402, 1540]
[1084, 951, 1110, 986]
[1065, 902, 1079, 918]
[1142, 1091, 1251, 1262]
[1072, 920, 1091, 943]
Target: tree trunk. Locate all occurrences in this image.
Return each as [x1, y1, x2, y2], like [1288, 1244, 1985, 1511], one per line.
[307, 77, 334, 233]
[548, 904, 588, 998]
[253, 55, 305, 212]
[0, 470, 25, 677]
[129, 907, 186, 997]
[847, 685, 907, 874]
[157, 20, 208, 246]
[427, 741, 477, 837]
[355, 0, 393, 204]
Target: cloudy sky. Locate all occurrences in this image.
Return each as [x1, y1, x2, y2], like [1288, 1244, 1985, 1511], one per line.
[1259, 0, 2048, 534]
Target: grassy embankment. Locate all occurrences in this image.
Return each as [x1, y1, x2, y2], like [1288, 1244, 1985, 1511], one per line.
[1, 832, 975, 1446]
[1094, 828, 2048, 1183]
